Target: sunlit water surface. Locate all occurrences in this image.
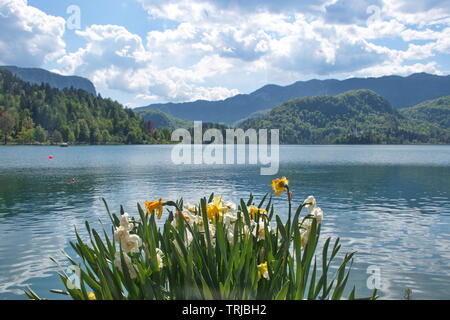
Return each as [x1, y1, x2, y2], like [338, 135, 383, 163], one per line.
[0, 145, 449, 299]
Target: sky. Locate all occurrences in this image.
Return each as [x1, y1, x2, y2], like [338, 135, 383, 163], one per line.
[1, 0, 450, 108]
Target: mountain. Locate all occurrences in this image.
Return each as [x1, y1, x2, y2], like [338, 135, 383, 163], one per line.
[136, 73, 450, 125]
[0, 69, 168, 145]
[0, 66, 96, 96]
[239, 90, 449, 144]
[138, 109, 193, 130]
[399, 95, 450, 131]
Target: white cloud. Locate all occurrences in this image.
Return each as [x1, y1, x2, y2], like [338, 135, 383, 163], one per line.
[0, 0, 66, 66]
[56, 24, 239, 102]
[41, 0, 450, 103]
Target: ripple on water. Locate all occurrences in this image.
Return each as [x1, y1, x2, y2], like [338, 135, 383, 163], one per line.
[1, 145, 450, 299]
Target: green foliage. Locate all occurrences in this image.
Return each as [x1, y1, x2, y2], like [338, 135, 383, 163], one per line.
[0, 69, 170, 145]
[26, 191, 377, 300]
[52, 130, 63, 143]
[139, 109, 193, 130]
[34, 125, 47, 143]
[240, 90, 450, 144]
[0, 109, 15, 144]
[399, 96, 450, 143]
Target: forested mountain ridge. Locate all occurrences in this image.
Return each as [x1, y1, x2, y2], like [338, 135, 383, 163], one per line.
[138, 109, 193, 130]
[137, 73, 450, 125]
[0, 69, 169, 145]
[399, 95, 450, 131]
[0, 66, 96, 96]
[239, 90, 450, 144]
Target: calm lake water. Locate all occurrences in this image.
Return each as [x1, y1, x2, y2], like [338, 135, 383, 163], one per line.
[0, 145, 449, 300]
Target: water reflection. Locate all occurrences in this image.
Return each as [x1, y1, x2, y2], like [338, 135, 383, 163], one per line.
[0, 145, 449, 299]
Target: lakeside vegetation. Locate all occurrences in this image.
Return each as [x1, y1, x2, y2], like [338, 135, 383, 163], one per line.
[0, 69, 172, 145]
[239, 90, 450, 144]
[26, 177, 377, 300]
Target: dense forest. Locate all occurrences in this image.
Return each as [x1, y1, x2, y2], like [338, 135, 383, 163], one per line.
[239, 90, 450, 144]
[0, 69, 171, 145]
[399, 95, 450, 131]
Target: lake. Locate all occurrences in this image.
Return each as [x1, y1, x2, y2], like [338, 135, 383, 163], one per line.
[0, 145, 450, 300]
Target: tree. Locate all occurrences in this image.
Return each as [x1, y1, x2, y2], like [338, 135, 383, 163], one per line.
[17, 128, 35, 144]
[90, 126, 101, 145]
[34, 125, 47, 143]
[52, 130, 63, 143]
[101, 129, 111, 144]
[78, 119, 90, 143]
[0, 110, 15, 144]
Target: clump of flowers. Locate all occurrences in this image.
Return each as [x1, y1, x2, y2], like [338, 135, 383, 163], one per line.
[26, 177, 377, 301]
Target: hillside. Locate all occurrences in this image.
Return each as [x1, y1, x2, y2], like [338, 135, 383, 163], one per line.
[138, 109, 193, 130]
[0, 66, 96, 96]
[136, 73, 450, 124]
[399, 95, 450, 130]
[239, 90, 449, 144]
[0, 69, 165, 145]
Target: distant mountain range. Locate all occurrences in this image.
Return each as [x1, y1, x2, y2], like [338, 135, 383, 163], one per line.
[239, 90, 450, 144]
[136, 73, 450, 125]
[0, 66, 96, 96]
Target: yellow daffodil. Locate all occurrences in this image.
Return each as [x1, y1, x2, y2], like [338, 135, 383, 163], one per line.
[145, 198, 164, 219]
[248, 206, 268, 220]
[257, 262, 270, 280]
[272, 176, 289, 196]
[87, 292, 96, 300]
[206, 196, 226, 221]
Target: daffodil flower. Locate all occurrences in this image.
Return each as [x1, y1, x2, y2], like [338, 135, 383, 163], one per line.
[257, 262, 270, 280]
[272, 177, 289, 196]
[248, 206, 268, 220]
[253, 223, 271, 241]
[311, 207, 324, 224]
[114, 252, 137, 279]
[156, 248, 164, 269]
[303, 195, 316, 213]
[206, 195, 230, 221]
[123, 234, 142, 254]
[145, 198, 164, 219]
[87, 292, 96, 300]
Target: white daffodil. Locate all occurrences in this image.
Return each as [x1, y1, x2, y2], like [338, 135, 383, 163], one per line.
[120, 213, 134, 231]
[122, 234, 142, 254]
[300, 227, 311, 248]
[242, 225, 252, 238]
[303, 196, 316, 213]
[299, 219, 313, 248]
[156, 248, 164, 269]
[311, 207, 324, 224]
[114, 225, 128, 243]
[223, 201, 237, 213]
[114, 251, 137, 279]
[223, 212, 238, 227]
[253, 223, 271, 241]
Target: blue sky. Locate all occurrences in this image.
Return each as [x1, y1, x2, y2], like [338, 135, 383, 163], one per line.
[1, 0, 450, 107]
